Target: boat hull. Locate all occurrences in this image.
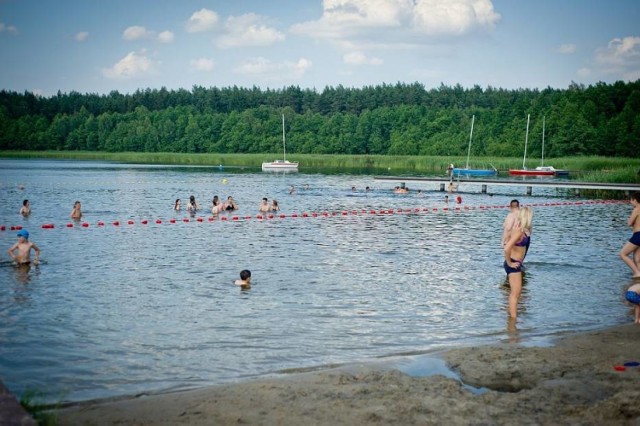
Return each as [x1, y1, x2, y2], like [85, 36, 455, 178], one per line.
[261, 161, 299, 172]
[508, 169, 555, 176]
[452, 168, 497, 177]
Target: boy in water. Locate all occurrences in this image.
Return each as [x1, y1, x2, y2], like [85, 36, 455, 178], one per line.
[234, 270, 251, 289]
[626, 283, 640, 323]
[70, 201, 82, 220]
[620, 192, 640, 278]
[20, 199, 31, 216]
[8, 229, 40, 265]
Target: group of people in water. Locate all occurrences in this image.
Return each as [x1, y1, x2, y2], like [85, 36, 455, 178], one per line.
[501, 192, 640, 324]
[8, 186, 640, 324]
[173, 195, 280, 215]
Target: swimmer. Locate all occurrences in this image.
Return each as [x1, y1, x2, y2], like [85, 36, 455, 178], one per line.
[224, 196, 238, 211]
[626, 283, 640, 323]
[187, 195, 200, 213]
[259, 198, 270, 212]
[620, 192, 640, 278]
[289, 185, 296, 195]
[70, 201, 82, 220]
[444, 195, 449, 203]
[234, 269, 251, 289]
[270, 199, 279, 212]
[8, 229, 40, 265]
[212, 195, 223, 214]
[20, 199, 31, 216]
[174, 199, 181, 211]
[503, 207, 533, 320]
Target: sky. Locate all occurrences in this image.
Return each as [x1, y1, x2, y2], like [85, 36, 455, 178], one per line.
[1, 0, 639, 97]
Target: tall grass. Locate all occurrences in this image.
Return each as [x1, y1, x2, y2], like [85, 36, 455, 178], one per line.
[1, 151, 639, 182]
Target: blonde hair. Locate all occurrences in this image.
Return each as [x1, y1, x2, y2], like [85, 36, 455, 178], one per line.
[517, 206, 533, 232]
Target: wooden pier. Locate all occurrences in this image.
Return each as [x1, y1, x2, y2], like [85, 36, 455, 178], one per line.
[373, 176, 640, 195]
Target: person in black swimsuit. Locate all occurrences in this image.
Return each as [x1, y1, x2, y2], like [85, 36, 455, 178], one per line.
[503, 206, 533, 320]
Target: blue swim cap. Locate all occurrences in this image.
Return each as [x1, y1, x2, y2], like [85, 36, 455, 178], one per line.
[17, 229, 29, 239]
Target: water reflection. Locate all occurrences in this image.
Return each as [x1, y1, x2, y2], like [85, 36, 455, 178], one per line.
[0, 159, 633, 403]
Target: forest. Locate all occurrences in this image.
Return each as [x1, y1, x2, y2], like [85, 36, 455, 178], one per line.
[0, 80, 638, 158]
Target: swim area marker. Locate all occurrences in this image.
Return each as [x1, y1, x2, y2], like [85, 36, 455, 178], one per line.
[0, 200, 627, 233]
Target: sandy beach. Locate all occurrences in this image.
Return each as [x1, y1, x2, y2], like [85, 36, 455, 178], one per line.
[52, 324, 640, 425]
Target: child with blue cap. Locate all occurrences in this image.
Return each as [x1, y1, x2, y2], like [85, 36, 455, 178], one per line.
[8, 229, 40, 265]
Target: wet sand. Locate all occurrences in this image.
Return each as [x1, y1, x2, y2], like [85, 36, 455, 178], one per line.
[55, 324, 640, 425]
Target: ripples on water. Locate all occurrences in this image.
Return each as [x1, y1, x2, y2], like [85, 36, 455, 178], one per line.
[0, 159, 634, 402]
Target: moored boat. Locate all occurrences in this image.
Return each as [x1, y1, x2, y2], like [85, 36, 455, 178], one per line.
[262, 114, 298, 172]
[453, 115, 497, 177]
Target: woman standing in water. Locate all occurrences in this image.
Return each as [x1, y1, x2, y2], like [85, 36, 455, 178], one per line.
[503, 206, 533, 319]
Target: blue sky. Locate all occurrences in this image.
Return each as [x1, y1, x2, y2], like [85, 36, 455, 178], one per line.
[1, 0, 639, 96]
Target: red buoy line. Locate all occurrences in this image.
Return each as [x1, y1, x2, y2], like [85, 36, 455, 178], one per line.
[0, 200, 626, 233]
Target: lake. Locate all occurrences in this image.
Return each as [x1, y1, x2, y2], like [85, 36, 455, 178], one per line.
[0, 159, 634, 403]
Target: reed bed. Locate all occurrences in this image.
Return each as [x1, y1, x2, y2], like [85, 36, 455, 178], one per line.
[1, 151, 638, 183]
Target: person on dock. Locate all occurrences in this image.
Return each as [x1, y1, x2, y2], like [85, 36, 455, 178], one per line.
[625, 283, 640, 323]
[8, 229, 40, 266]
[502, 200, 520, 247]
[620, 192, 640, 278]
[20, 199, 31, 216]
[70, 201, 82, 220]
[234, 270, 251, 289]
[503, 206, 533, 320]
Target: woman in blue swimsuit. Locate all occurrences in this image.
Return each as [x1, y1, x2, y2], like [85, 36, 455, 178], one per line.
[503, 206, 533, 320]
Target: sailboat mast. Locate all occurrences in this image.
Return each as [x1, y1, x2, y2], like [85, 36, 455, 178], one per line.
[523, 114, 530, 169]
[466, 115, 474, 169]
[541, 115, 545, 166]
[282, 114, 286, 162]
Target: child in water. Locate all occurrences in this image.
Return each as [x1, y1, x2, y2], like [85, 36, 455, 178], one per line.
[8, 229, 40, 265]
[626, 283, 640, 324]
[234, 270, 251, 289]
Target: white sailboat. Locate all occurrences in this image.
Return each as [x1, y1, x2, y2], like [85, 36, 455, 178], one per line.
[510, 114, 554, 176]
[262, 114, 299, 172]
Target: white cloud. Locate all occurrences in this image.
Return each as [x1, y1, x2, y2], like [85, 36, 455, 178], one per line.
[593, 36, 640, 80]
[291, 0, 500, 42]
[123, 26, 152, 41]
[190, 57, 215, 72]
[74, 31, 89, 42]
[102, 51, 156, 80]
[412, 0, 500, 35]
[234, 57, 311, 80]
[217, 13, 285, 49]
[343, 51, 383, 65]
[158, 31, 174, 43]
[123, 26, 174, 43]
[0, 22, 18, 35]
[596, 36, 640, 66]
[555, 43, 576, 54]
[186, 8, 219, 33]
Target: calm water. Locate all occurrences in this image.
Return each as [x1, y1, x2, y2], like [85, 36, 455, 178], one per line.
[0, 159, 634, 403]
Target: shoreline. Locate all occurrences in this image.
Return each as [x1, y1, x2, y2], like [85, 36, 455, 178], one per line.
[54, 323, 640, 425]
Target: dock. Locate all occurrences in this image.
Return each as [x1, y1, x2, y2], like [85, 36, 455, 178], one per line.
[373, 176, 640, 195]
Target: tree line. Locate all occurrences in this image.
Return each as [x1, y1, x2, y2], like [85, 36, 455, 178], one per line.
[0, 80, 638, 158]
